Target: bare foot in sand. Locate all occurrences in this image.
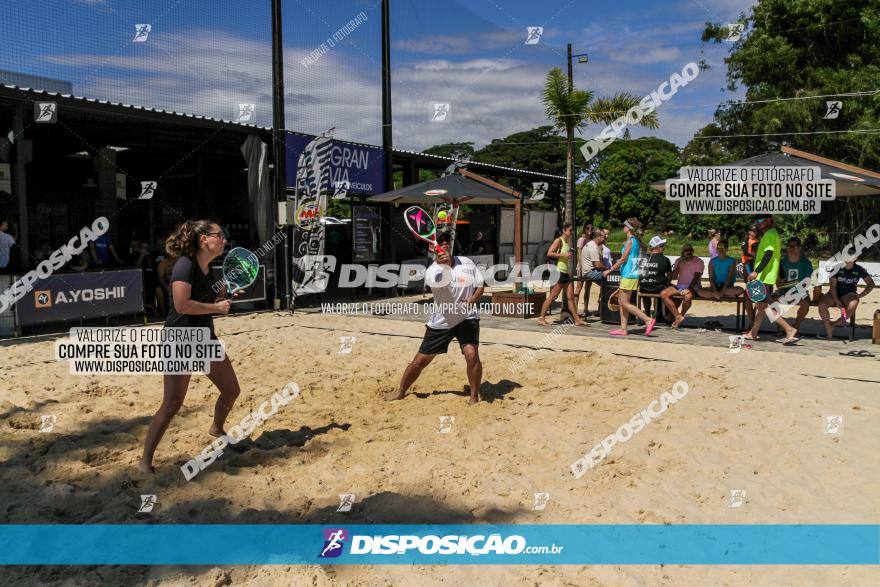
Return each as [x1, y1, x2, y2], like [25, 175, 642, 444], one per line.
[465, 385, 480, 405]
[671, 316, 684, 329]
[537, 318, 549, 326]
[208, 424, 226, 438]
[383, 390, 406, 401]
[137, 460, 155, 475]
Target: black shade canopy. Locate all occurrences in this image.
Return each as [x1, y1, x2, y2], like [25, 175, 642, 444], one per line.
[368, 172, 524, 205]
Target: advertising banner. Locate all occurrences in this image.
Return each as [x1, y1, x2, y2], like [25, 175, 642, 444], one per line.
[285, 133, 386, 195]
[353, 205, 381, 262]
[15, 269, 143, 326]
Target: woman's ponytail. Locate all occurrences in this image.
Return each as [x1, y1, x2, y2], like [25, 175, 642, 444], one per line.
[165, 219, 215, 257]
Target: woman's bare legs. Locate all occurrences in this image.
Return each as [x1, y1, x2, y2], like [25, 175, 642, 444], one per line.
[204, 355, 241, 437]
[139, 373, 191, 474]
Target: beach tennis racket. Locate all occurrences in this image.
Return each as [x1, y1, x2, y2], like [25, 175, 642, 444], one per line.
[222, 247, 260, 297]
[746, 279, 766, 302]
[404, 206, 445, 256]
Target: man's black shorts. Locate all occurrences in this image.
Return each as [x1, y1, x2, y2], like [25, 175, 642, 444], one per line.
[418, 319, 480, 355]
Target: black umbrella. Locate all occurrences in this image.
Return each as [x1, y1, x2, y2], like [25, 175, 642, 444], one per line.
[367, 171, 523, 205]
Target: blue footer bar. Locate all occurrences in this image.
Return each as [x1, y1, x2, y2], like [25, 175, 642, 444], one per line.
[2, 525, 878, 565]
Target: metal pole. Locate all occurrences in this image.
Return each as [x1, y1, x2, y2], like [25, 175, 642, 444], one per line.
[271, 0, 290, 310]
[562, 43, 576, 321]
[381, 0, 393, 192]
[380, 0, 397, 268]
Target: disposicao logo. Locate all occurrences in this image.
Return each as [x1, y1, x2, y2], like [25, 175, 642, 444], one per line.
[319, 528, 348, 558]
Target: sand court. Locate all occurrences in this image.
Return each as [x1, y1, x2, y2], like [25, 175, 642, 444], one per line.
[1, 310, 878, 585]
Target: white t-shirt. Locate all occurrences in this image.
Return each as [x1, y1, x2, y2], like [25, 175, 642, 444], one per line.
[424, 256, 483, 329]
[601, 244, 612, 268]
[580, 240, 602, 274]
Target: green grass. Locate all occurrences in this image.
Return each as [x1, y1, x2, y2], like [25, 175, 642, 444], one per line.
[606, 229, 711, 257]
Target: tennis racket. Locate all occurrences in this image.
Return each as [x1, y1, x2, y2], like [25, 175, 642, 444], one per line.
[746, 279, 766, 302]
[222, 247, 260, 298]
[404, 206, 446, 256]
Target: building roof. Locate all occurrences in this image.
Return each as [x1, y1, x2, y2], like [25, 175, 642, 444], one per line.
[0, 84, 564, 181]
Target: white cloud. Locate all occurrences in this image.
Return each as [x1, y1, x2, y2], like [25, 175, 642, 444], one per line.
[37, 26, 739, 153]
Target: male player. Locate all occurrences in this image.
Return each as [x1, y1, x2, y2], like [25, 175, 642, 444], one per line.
[745, 216, 800, 344]
[384, 232, 485, 404]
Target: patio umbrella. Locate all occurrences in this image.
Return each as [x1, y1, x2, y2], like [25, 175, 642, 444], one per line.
[367, 170, 524, 205]
[368, 169, 530, 292]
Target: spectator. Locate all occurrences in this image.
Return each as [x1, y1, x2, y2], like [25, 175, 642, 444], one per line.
[660, 244, 704, 329]
[537, 223, 587, 327]
[699, 239, 743, 300]
[0, 215, 16, 273]
[745, 216, 800, 344]
[639, 236, 673, 319]
[768, 237, 812, 336]
[34, 240, 52, 263]
[90, 232, 123, 268]
[468, 231, 487, 255]
[817, 257, 875, 340]
[70, 250, 91, 272]
[740, 225, 759, 277]
[740, 224, 760, 326]
[708, 229, 721, 258]
[601, 228, 612, 268]
[575, 228, 607, 317]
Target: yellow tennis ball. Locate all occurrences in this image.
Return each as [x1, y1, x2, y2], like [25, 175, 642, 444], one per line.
[438, 211, 448, 220]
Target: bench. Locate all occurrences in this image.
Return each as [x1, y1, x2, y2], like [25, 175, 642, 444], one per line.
[637, 290, 746, 332]
[806, 286, 858, 341]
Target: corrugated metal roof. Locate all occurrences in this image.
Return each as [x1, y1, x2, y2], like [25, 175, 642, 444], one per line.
[1, 83, 565, 180]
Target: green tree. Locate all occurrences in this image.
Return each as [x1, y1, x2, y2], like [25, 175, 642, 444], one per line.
[577, 137, 680, 229]
[541, 66, 659, 233]
[473, 126, 569, 211]
[700, 0, 880, 241]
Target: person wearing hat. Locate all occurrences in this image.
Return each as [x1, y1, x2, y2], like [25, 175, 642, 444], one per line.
[745, 216, 800, 344]
[638, 236, 673, 319]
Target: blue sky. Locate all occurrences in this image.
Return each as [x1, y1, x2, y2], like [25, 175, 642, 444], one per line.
[1, 0, 755, 151]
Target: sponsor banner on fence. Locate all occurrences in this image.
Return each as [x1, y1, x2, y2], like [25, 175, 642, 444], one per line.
[284, 133, 386, 195]
[15, 269, 143, 327]
[0, 524, 877, 565]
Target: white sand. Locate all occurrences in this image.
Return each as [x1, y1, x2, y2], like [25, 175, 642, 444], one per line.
[1, 308, 878, 585]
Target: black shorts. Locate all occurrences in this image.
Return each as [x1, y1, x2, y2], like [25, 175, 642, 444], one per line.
[418, 320, 480, 355]
[558, 272, 572, 285]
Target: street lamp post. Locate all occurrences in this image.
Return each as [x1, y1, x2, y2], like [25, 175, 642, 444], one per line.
[561, 43, 587, 322]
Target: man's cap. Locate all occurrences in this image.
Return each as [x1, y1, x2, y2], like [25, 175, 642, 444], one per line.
[648, 235, 667, 248]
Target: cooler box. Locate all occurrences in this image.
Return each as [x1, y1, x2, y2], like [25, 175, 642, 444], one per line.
[599, 272, 636, 325]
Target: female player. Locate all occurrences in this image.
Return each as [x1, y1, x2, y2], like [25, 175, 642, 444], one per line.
[537, 223, 587, 327]
[138, 219, 241, 474]
[602, 218, 656, 336]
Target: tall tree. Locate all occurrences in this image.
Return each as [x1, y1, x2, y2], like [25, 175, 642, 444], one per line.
[541, 66, 659, 249]
[701, 0, 880, 241]
[577, 137, 680, 228]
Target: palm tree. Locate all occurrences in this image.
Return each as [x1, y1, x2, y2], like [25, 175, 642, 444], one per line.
[541, 67, 659, 233]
